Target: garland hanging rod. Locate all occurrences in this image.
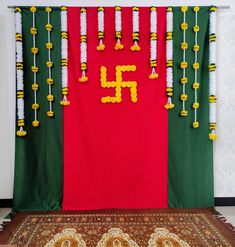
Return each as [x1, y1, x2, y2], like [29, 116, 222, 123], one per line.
[7, 5, 231, 9]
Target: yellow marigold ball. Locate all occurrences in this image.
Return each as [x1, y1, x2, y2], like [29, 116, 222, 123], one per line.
[32, 103, 39, 110]
[193, 44, 200, 52]
[209, 133, 218, 140]
[46, 61, 53, 68]
[181, 22, 188, 30]
[30, 6, 37, 12]
[181, 77, 188, 84]
[192, 102, 199, 109]
[46, 24, 53, 32]
[61, 6, 67, 11]
[47, 95, 54, 101]
[181, 42, 188, 50]
[193, 82, 200, 89]
[46, 42, 53, 49]
[32, 120, 39, 127]
[31, 66, 38, 73]
[45, 7, 52, 13]
[180, 61, 188, 69]
[180, 110, 188, 117]
[181, 6, 188, 12]
[17, 130, 27, 136]
[180, 94, 188, 101]
[193, 63, 200, 70]
[193, 121, 199, 128]
[32, 83, 39, 91]
[31, 47, 39, 54]
[194, 6, 200, 12]
[47, 111, 54, 117]
[30, 27, 37, 35]
[47, 78, 54, 85]
[193, 25, 200, 32]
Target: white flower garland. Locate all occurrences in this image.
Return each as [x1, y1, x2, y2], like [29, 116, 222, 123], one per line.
[97, 7, 105, 51]
[180, 6, 188, 117]
[45, 7, 54, 117]
[30, 6, 40, 127]
[79, 7, 88, 82]
[149, 6, 158, 79]
[131, 6, 140, 51]
[164, 7, 174, 109]
[192, 7, 200, 128]
[15, 7, 26, 136]
[115, 6, 124, 50]
[208, 6, 218, 140]
[60, 6, 70, 105]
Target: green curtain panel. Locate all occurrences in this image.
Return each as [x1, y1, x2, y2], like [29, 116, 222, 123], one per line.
[13, 8, 63, 211]
[168, 7, 214, 208]
[13, 6, 215, 211]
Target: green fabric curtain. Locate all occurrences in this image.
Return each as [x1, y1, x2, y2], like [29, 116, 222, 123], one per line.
[13, 8, 62, 211]
[168, 7, 214, 208]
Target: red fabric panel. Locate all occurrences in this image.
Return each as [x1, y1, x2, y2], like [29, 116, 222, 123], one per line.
[63, 7, 167, 209]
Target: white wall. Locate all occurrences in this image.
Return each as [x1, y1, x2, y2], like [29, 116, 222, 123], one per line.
[0, 0, 234, 199]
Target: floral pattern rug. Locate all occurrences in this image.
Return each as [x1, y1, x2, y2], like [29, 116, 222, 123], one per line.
[0, 209, 234, 246]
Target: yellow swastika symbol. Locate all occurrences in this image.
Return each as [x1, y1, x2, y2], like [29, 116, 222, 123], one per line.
[101, 65, 138, 103]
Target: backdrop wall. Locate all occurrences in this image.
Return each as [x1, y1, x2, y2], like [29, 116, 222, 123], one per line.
[0, 0, 234, 199]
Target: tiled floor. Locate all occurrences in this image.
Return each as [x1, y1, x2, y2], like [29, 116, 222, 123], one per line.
[0, 207, 235, 225]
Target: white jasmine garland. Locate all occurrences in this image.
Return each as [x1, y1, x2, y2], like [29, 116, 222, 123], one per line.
[149, 6, 158, 79]
[164, 7, 174, 109]
[15, 7, 26, 136]
[131, 7, 140, 51]
[115, 6, 124, 50]
[208, 6, 218, 140]
[60, 6, 70, 105]
[79, 8, 88, 82]
[97, 7, 105, 51]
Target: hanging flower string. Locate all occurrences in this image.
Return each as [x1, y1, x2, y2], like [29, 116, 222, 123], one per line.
[115, 6, 124, 50]
[30, 6, 40, 127]
[149, 6, 158, 79]
[131, 6, 141, 51]
[208, 6, 218, 140]
[60, 6, 70, 106]
[165, 7, 174, 109]
[180, 6, 188, 117]
[15, 7, 26, 136]
[79, 7, 88, 82]
[97, 7, 105, 51]
[45, 7, 54, 117]
[192, 7, 200, 128]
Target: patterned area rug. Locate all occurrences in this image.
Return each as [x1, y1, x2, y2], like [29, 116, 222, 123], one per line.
[0, 209, 234, 246]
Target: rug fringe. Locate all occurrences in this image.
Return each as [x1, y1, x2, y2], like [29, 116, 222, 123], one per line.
[213, 208, 235, 234]
[0, 211, 15, 232]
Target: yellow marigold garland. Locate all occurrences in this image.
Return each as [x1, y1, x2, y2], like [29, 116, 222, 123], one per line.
[30, 6, 40, 127]
[192, 6, 200, 128]
[45, 6, 54, 117]
[180, 6, 188, 117]
[15, 7, 27, 136]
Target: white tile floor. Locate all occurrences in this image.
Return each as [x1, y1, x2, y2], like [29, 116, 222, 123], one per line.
[0, 207, 235, 225]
